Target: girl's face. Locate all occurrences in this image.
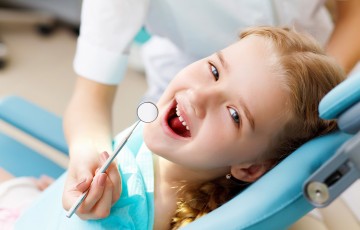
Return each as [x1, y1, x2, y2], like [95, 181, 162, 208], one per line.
[144, 36, 291, 179]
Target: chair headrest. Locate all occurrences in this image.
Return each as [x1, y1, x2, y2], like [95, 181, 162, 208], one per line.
[319, 72, 360, 119]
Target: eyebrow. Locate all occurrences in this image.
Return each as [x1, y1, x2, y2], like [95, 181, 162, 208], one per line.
[216, 51, 228, 71]
[239, 99, 255, 131]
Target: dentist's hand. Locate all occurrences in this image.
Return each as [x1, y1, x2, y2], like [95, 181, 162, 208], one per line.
[62, 151, 121, 220]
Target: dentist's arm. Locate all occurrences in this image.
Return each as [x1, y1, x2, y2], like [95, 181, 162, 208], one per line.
[326, 0, 360, 75]
[62, 77, 121, 220]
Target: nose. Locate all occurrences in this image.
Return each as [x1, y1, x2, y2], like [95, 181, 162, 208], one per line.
[187, 85, 225, 118]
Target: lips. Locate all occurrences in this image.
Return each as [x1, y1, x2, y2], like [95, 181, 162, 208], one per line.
[166, 100, 191, 138]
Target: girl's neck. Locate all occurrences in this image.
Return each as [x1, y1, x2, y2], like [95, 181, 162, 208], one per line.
[151, 154, 227, 229]
[153, 154, 226, 184]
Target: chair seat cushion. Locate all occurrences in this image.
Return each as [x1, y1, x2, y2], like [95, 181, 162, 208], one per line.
[0, 132, 65, 178]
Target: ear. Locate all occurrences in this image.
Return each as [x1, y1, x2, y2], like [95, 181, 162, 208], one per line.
[230, 161, 273, 182]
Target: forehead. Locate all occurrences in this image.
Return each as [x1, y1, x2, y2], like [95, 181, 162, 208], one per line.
[223, 35, 274, 66]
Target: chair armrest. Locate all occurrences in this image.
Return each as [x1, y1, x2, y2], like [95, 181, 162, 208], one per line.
[0, 95, 68, 154]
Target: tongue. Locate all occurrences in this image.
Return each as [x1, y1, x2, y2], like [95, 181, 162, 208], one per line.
[169, 116, 190, 137]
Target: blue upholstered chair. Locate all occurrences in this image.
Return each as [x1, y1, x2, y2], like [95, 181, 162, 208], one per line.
[0, 96, 68, 178]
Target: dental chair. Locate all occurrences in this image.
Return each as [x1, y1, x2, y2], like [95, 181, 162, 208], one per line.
[0, 72, 359, 229]
[0, 96, 68, 178]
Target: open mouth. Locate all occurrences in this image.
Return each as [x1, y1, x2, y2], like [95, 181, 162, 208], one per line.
[166, 100, 191, 138]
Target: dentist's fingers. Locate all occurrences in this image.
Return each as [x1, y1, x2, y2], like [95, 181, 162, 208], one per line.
[76, 173, 114, 220]
[76, 173, 109, 215]
[88, 175, 114, 219]
[62, 168, 94, 211]
[99, 151, 121, 205]
[108, 166, 121, 205]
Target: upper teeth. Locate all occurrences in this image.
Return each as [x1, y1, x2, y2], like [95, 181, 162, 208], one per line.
[176, 105, 190, 130]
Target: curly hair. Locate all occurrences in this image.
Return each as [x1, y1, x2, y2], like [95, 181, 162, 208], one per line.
[170, 27, 345, 229]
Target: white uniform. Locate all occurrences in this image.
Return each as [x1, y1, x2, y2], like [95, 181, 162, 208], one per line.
[74, 0, 332, 102]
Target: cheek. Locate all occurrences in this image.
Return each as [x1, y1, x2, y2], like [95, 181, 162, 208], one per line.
[197, 129, 261, 164]
[195, 129, 236, 158]
[197, 115, 234, 147]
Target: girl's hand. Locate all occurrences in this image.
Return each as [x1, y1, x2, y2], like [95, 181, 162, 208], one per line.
[62, 151, 121, 220]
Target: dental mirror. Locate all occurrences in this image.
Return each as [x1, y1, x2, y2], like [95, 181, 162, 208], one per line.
[137, 101, 158, 123]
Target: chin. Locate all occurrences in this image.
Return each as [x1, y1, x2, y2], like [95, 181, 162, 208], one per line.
[143, 123, 152, 143]
[143, 122, 158, 152]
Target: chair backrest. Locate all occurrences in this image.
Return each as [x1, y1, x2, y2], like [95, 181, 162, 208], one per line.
[302, 72, 360, 207]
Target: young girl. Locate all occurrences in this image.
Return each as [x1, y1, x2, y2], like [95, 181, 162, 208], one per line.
[13, 27, 345, 229]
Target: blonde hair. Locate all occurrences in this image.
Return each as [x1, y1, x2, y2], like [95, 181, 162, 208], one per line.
[170, 27, 345, 229]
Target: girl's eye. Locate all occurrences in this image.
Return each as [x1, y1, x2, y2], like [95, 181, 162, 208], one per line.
[228, 107, 240, 125]
[210, 63, 219, 81]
